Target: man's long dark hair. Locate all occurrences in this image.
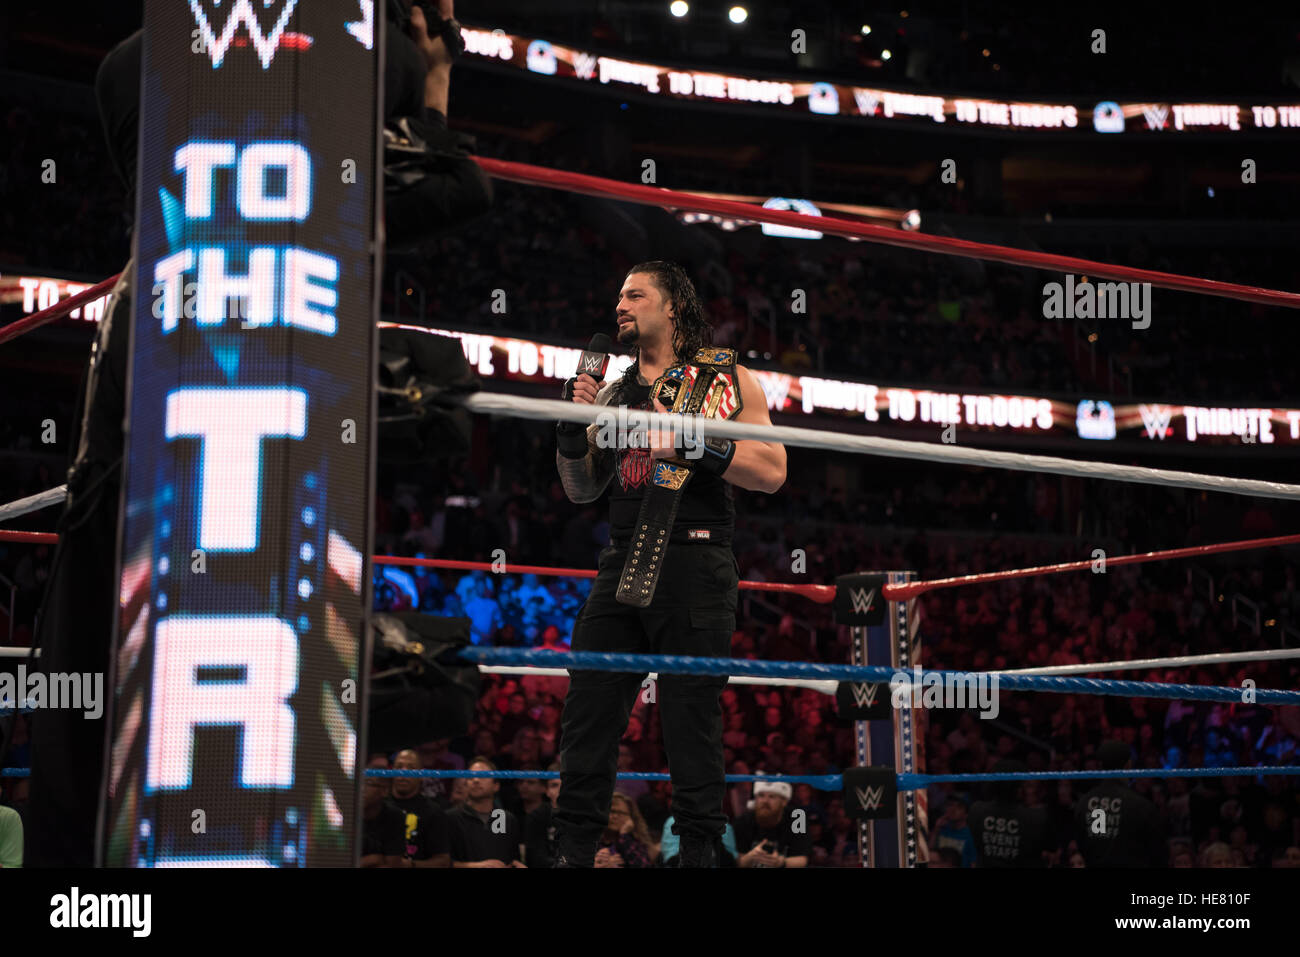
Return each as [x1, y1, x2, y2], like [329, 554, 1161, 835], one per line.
[612, 261, 712, 401]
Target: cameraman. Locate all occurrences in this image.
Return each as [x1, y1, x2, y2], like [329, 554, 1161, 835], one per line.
[93, 1, 492, 246]
[383, 0, 494, 246]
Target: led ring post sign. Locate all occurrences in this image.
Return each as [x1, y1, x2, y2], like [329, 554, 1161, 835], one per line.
[99, 0, 381, 867]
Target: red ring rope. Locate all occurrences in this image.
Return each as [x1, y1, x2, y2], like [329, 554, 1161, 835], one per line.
[0, 532, 833, 602]
[0, 531, 59, 544]
[2, 530, 1289, 605]
[377, 553, 834, 601]
[2, 528, 1290, 604]
[883, 531, 1300, 600]
[5, 155, 1300, 349]
[474, 157, 1300, 310]
[0, 274, 121, 346]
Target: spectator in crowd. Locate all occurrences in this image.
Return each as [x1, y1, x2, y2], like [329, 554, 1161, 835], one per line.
[930, 796, 977, 868]
[970, 759, 1055, 867]
[416, 737, 463, 807]
[0, 803, 22, 868]
[445, 777, 470, 812]
[929, 848, 963, 868]
[637, 779, 673, 839]
[389, 748, 451, 867]
[448, 757, 525, 868]
[504, 765, 547, 822]
[500, 714, 537, 762]
[535, 704, 561, 763]
[1198, 841, 1234, 867]
[524, 762, 562, 868]
[361, 760, 406, 868]
[594, 792, 654, 868]
[1272, 847, 1300, 868]
[464, 580, 504, 645]
[615, 741, 650, 801]
[1074, 740, 1166, 867]
[734, 780, 811, 868]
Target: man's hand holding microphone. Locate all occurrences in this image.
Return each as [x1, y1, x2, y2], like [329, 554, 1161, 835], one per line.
[558, 335, 612, 459]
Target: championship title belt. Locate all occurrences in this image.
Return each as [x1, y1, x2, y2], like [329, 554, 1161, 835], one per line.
[615, 347, 742, 607]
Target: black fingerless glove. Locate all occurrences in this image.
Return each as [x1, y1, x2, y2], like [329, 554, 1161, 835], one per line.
[557, 376, 590, 458]
[689, 434, 736, 476]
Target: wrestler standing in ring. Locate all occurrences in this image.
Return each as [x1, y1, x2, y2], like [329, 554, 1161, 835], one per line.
[553, 261, 786, 867]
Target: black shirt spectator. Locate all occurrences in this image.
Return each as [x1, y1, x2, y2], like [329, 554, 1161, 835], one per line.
[734, 783, 813, 867]
[524, 801, 556, 868]
[971, 760, 1055, 867]
[448, 803, 522, 866]
[362, 800, 407, 866]
[970, 798, 1053, 867]
[389, 748, 451, 866]
[1075, 781, 1165, 866]
[391, 792, 451, 865]
[1074, 742, 1166, 867]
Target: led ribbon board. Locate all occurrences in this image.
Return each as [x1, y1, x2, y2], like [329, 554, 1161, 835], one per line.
[100, 0, 380, 867]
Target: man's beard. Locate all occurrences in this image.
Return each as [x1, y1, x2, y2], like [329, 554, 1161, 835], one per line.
[617, 320, 639, 345]
[755, 804, 782, 828]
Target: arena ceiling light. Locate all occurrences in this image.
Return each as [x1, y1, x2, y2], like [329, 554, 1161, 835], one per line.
[670, 1, 689, 17]
[729, 6, 748, 24]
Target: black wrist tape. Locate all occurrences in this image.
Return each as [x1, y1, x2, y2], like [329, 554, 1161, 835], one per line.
[693, 435, 735, 476]
[557, 423, 589, 458]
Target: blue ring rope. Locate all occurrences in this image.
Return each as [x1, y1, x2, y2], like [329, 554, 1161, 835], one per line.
[459, 646, 1300, 705]
[898, 766, 1300, 789]
[366, 769, 842, 788]
[4, 766, 1299, 790]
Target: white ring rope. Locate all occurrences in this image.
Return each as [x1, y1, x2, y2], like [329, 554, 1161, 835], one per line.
[478, 663, 836, 694]
[0, 485, 66, 523]
[461, 392, 1300, 501]
[3, 389, 1293, 537]
[997, 647, 1300, 676]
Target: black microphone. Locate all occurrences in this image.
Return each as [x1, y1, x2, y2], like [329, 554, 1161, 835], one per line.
[576, 333, 612, 382]
[558, 334, 612, 453]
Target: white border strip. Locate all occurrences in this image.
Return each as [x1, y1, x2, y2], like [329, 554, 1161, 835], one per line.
[461, 392, 1300, 501]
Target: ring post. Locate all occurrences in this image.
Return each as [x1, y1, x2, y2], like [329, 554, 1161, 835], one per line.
[835, 570, 923, 867]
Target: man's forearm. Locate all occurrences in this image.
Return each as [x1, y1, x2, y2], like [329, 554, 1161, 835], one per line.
[424, 63, 450, 115]
[720, 439, 786, 494]
[557, 430, 613, 503]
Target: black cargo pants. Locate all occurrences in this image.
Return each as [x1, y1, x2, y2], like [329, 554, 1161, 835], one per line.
[554, 541, 738, 865]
